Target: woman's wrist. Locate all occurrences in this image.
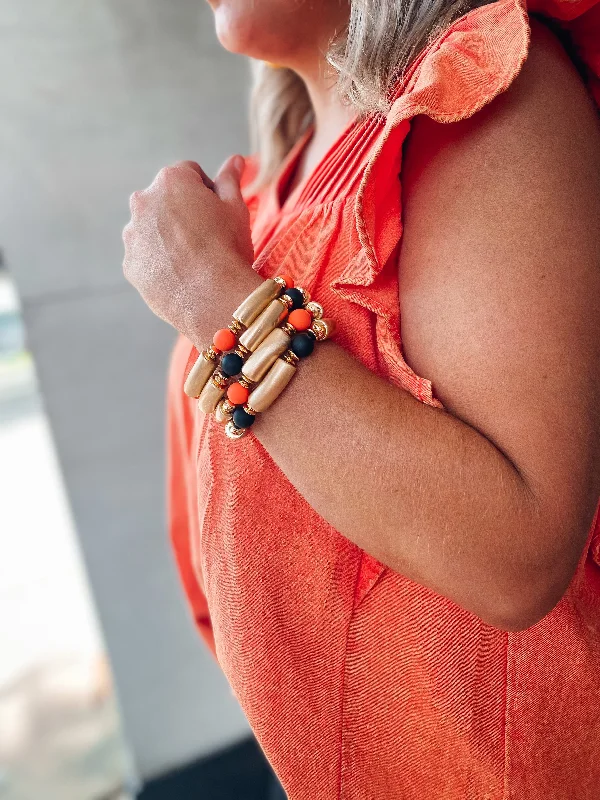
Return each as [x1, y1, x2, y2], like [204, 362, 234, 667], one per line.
[186, 257, 264, 352]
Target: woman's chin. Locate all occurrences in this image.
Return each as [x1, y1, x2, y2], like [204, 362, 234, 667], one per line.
[213, 8, 254, 56]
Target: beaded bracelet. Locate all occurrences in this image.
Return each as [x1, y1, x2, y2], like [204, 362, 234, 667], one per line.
[183, 274, 336, 439]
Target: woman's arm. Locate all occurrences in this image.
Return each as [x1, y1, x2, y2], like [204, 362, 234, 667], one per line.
[124, 22, 600, 633]
[192, 21, 600, 632]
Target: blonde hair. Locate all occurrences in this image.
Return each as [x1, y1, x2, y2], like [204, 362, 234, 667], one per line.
[249, 0, 491, 189]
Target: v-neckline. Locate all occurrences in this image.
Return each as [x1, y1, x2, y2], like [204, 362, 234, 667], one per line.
[270, 112, 362, 215]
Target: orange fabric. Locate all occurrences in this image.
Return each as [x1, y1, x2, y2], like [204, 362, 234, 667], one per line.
[166, 0, 600, 796]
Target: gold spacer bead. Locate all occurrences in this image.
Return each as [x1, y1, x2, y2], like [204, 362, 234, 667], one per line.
[281, 350, 300, 366]
[225, 420, 247, 439]
[211, 371, 229, 389]
[234, 343, 251, 358]
[238, 375, 256, 390]
[297, 287, 310, 305]
[310, 320, 327, 341]
[215, 399, 234, 423]
[279, 294, 294, 310]
[229, 318, 245, 336]
[280, 322, 296, 337]
[272, 276, 287, 289]
[305, 301, 323, 319]
[221, 399, 235, 413]
[205, 346, 220, 361]
[242, 403, 257, 416]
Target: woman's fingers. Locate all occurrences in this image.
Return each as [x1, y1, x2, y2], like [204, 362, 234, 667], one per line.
[171, 160, 216, 192]
[214, 154, 246, 205]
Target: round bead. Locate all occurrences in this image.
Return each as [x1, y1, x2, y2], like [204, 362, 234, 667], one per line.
[288, 308, 312, 331]
[283, 287, 304, 310]
[213, 328, 237, 351]
[220, 352, 244, 377]
[227, 382, 249, 405]
[280, 273, 294, 289]
[225, 420, 246, 439]
[291, 333, 315, 358]
[232, 406, 256, 429]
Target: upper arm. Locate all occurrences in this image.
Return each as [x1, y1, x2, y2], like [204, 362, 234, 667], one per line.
[398, 18, 600, 602]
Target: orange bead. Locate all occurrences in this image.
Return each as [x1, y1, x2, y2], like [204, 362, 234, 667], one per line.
[213, 328, 237, 351]
[280, 274, 294, 289]
[288, 308, 312, 331]
[227, 382, 249, 405]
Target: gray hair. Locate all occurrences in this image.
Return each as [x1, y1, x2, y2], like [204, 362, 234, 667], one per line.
[249, 0, 491, 189]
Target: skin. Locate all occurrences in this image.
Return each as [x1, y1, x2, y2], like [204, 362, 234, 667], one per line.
[123, 4, 600, 632]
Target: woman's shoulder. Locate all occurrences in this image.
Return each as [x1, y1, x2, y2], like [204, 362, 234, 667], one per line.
[403, 15, 599, 178]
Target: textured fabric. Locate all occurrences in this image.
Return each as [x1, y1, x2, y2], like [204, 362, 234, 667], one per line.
[166, 0, 600, 797]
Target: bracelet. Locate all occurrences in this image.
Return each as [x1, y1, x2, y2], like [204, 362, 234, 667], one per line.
[183, 274, 336, 439]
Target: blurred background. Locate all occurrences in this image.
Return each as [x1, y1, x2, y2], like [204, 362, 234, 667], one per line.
[0, 1, 280, 798]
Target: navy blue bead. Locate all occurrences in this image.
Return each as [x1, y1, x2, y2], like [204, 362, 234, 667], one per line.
[221, 352, 243, 377]
[284, 288, 304, 310]
[232, 406, 255, 428]
[291, 333, 315, 358]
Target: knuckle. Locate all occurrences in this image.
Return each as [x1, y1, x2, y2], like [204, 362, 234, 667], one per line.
[157, 164, 178, 184]
[129, 190, 143, 212]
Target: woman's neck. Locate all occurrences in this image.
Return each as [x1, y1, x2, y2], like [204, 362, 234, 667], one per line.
[283, 66, 358, 200]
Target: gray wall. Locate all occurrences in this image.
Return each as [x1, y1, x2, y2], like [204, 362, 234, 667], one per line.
[0, 0, 252, 783]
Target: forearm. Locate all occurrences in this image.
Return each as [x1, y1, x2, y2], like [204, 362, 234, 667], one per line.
[193, 265, 545, 630]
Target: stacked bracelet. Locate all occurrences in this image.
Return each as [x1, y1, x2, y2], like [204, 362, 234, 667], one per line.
[183, 274, 336, 440]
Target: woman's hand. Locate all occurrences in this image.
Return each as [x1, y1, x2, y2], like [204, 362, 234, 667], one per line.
[122, 155, 254, 345]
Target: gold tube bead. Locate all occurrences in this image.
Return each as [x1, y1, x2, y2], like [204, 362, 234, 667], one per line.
[310, 317, 337, 342]
[238, 297, 288, 352]
[241, 326, 291, 383]
[183, 350, 218, 398]
[232, 278, 283, 328]
[246, 358, 297, 413]
[197, 371, 228, 414]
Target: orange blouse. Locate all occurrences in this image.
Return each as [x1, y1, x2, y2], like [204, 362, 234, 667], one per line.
[166, 0, 600, 796]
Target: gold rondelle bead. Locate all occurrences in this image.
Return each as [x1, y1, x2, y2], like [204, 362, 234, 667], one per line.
[206, 345, 220, 361]
[305, 301, 323, 319]
[280, 322, 296, 337]
[310, 318, 336, 341]
[281, 350, 300, 366]
[238, 375, 255, 390]
[272, 276, 287, 289]
[234, 343, 251, 358]
[221, 399, 235, 413]
[229, 318, 245, 335]
[297, 287, 310, 304]
[225, 421, 247, 439]
[215, 399, 233, 424]
[242, 403, 257, 416]
[279, 294, 295, 310]
[211, 371, 229, 389]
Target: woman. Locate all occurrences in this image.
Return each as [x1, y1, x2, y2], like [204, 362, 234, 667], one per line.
[123, 0, 600, 797]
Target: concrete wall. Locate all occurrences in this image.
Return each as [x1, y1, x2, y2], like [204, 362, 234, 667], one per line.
[0, 0, 252, 782]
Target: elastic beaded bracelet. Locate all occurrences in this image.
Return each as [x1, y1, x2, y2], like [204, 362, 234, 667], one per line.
[220, 311, 336, 441]
[183, 273, 295, 401]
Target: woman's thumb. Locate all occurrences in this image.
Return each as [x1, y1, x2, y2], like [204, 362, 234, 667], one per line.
[214, 154, 245, 205]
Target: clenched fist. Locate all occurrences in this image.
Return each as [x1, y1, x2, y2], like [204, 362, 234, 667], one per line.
[122, 155, 255, 346]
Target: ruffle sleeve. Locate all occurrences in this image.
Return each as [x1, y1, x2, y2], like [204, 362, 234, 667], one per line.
[329, 0, 599, 407]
